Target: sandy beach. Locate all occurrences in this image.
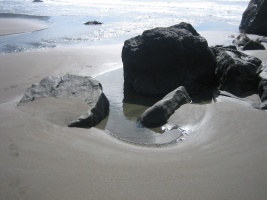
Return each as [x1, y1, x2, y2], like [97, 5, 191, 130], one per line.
[1, 16, 267, 200]
[0, 16, 47, 36]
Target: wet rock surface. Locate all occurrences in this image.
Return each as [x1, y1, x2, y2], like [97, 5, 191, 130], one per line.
[211, 46, 262, 96]
[239, 0, 267, 36]
[19, 74, 109, 128]
[257, 62, 267, 105]
[122, 22, 216, 95]
[139, 86, 191, 127]
[243, 40, 266, 50]
[233, 33, 251, 46]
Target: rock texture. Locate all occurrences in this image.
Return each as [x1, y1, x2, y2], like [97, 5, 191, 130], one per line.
[232, 33, 266, 50]
[239, 0, 267, 36]
[139, 86, 191, 127]
[257, 62, 267, 108]
[19, 74, 109, 128]
[243, 40, 266, 50]
[122, 22, 216, 95]
[214, 45, 237, 51]
[211, 46, 262, 96]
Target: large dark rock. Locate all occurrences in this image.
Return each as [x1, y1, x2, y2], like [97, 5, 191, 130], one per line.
[243, 40, 266, 50]
[211, 47, 262, 96]
[239, 0, 267, 36]
[19, 74, 109, 128]
[122, 22, 217, 95]
[139, 86, 191, 127]
[257, 62, 267, 107]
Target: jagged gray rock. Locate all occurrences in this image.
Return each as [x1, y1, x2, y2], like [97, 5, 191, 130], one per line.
[211, 46, 262, 96]
[139, 86, 191, 127]
[19, 74, 109, 128]
[233, 33, 250, 46]
[239, 0, 267, 36]
[122, 22, 216, 95]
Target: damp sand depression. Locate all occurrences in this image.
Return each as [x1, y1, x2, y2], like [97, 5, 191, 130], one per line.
[1, 2, 267, 199]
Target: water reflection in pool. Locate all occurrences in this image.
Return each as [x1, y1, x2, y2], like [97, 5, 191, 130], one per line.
[96, 68, 185, 146]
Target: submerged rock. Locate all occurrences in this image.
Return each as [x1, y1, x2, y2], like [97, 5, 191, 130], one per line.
[232, 33, 250, 46]
[239, 0, 267, 36]
[243, 40, 266, 50]
[122, 22, 216, 95]
[84, 21, 102, 25]
[19, 74, 109, 128]
[211, 47, 262, 96]
[139, 86, 191, 127]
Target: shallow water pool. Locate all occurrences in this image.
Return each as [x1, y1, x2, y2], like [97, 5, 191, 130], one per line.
[95, 68, 186, 146]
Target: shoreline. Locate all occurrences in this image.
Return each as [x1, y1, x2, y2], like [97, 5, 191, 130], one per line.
[0, 13, 48, 36]
[0, 12, 251, 54]
[1, 14, 267, 200]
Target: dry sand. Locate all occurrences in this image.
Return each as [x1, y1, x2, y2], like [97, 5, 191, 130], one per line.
[1, 18, 267, 200]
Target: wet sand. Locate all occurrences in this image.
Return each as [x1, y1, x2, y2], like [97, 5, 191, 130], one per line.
[0, 44, 123, 103]
[1, 18, 267, 200]
[0, 16, 47, 36]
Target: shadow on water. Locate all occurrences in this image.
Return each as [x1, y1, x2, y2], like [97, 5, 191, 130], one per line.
[57, 64, 261, 145]
[96, 68, 238, 146]
[123, 83, 164, 120]
[191, 91, 214, 104]
[95, 68, 190, 146]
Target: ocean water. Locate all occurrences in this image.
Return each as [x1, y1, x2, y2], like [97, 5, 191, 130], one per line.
[0, 0, 249, 53]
